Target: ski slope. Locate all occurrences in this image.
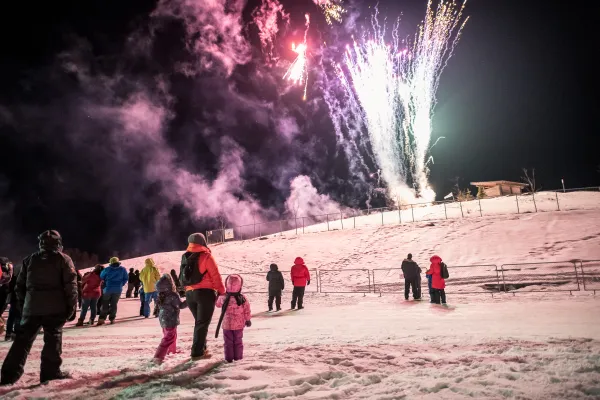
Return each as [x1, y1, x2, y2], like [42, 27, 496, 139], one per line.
[1, 196, 600, 399]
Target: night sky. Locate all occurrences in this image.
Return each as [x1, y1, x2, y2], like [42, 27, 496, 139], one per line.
[0, 0, 597, 261]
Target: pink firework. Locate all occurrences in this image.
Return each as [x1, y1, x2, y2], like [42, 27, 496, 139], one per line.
[283, 14, 310, 100]
[252, 0, 290, 64]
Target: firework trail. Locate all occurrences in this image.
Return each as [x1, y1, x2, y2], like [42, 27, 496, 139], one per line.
[252, 0, 290, 64]
[313, 0, 346, 24]
[283, 14, 310, 100]
[337, 0, 468, 202]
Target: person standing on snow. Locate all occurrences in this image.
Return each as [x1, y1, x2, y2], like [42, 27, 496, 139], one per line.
[140, 258, 161, 318]
[126, 268, 136, 298]
[215, 274, 251, 363]
[290, 257, 310, 310]
[133, 270, 141, 298]
[153, 274, 187, 364]
[428, 255, 447, 305]
[77, 265, 103, 326]
[0, 258, 14, 336]
[97, 257, 128, 325]
[4, 261, 21, 341]
[401, 253, 421, 300]
[0, 230, 78, 385]
[182, 233, 225, 360]
[266, 263, 284, 312]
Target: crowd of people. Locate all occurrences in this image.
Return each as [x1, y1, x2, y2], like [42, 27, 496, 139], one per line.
[0, 229, 448, 386]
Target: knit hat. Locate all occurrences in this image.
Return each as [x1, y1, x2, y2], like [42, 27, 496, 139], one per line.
[109, 257, 119, 265]
[145, 258, 156, 269]
[188, 233, 207, 247]
[156, 274, 176, 293]
[38, 230, 63, 251]
[270, 263, 278, 271]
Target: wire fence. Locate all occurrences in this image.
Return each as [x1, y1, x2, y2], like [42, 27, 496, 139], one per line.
[222, 259, 599, 297]
[206, 187, 600, 245]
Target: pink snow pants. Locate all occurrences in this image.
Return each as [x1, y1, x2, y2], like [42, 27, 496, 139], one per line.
[223, 329, 244, 362]
[154, 327, 178, 360]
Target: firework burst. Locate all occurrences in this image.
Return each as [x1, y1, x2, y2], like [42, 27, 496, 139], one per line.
[283, 14, 311, 100]
[337, 0, 468, 202]
[313, 0, 346, 25]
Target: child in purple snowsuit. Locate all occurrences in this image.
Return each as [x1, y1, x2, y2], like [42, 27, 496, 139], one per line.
[153, 274, 187, 364]
[215, 274, 251, 363]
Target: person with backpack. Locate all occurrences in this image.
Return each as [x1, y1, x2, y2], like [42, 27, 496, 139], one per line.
[153, 274, 188, 364]
[401, 253, 421, 300]
[126, 268, 136, 298]
[133, 270, 141, 298]
[0, 230, 78, 385]
[266, 263, 284, 312]
[290, 257, 310, 310]
[428, 255, 448, 305]
[140, 258, 161, 318]
[215, 274, 251, 363]
[76, 265, 103, 326]
[182, 233, 225, 360]
[96, 257, 128, 325]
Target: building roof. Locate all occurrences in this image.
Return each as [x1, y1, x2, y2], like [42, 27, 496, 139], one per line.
[470, 181, 528, 188]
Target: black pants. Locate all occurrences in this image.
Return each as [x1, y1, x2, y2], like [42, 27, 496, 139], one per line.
[134, 284, 140, 298]
[6, 304, 22, 336]
[0, 287, 9, 315]
[186, 289, 216, 357]
[431, 289, 447, 304]
[268, 291, 282, 310]
[291, 286, 306, 309]
[99, 293, 121, 321]
[404, 278, 421, 300]
[126, 283, 135, 298]
[1, 315, 66, 384]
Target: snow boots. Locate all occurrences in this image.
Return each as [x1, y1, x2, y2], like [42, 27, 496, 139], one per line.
[75, 318, 84, 327]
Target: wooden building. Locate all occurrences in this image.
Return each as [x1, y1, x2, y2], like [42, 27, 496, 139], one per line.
[470, 181, 528, 198]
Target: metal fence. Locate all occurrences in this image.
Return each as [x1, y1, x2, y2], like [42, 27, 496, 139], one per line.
[205, 187, 600, 245]
[219, 259, 599, 297]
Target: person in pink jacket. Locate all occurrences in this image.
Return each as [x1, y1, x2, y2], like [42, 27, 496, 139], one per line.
[290, 257, 310, 310]
[215, 274, 251, 363]
[428, 255, 447, 305]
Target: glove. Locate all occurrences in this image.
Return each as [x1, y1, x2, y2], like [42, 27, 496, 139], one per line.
[245, 320, 252, 328]
[307, 280, 310, 286]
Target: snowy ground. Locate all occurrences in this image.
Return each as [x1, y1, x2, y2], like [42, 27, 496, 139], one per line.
[1, 205, 600, 399]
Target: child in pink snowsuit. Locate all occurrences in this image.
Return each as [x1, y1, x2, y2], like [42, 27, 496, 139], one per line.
[215, 274, 251, 363]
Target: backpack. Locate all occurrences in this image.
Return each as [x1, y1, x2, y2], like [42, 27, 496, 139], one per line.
[179, 252, 207, 286]
[440, 262, 449, 279]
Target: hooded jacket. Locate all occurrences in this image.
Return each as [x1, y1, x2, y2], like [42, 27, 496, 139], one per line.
[16, 236, 78, 319]
[82, 271, 102, 299]
[140, 258, 161, 293]
[216, 274, 251, 331]
[100, 263, 129, 294]
[266, 264, 285, 294]
[401, 259, 421, 280]
[128, 270, 136, 284]
[156, 274, 187, 328]
[184, 243, 225, 295]
[290, 257, 310, 287]
[428, 255, 446, 289]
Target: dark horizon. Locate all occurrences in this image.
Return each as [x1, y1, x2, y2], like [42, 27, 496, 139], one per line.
[0, 0, 597, 261]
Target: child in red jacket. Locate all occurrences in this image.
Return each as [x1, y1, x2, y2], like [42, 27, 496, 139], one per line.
[428, 255, 447, 305]
[290, 257, 310, 310]
[77, 265, 103, 326]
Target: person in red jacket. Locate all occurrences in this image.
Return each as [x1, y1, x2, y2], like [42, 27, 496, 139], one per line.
[427, 255, 447, 305]
[184, 233, 226, 360]
[77, 265, 103, 326]
[290, 257, 310, 310]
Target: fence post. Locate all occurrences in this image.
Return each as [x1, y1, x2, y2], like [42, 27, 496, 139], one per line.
[515, 195, 520, 214]
[495, 265, 502, 293]
[443, 202, 447, 219]
[353, 210, 356, 229]
[532, 192, 538, 212]
[302, 217, 305, 234]
[258, 223, 261, 238]
[580, 261, 586, 291]
[381, 209, 384, 226]
[459, 201, 464, 218]
[340, 210, 344, 230]
[240, 226, 244, 241]
[573, 261, 580, 292]
[206, 231, 209, 245]
[326, 214, 330, 231]
[555, 192, 560, 211]
[372, 270, 376, 294]
[279, 220, 283, 236]
[500, 265, 508, 292]
[398, 203, 402, 224]
[295, 217, 298, 235]
[367, 270, 372, 293]
[478, 198, 482, 217]
[411, 204, 415, 222]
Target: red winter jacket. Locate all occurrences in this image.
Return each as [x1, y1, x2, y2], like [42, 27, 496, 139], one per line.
[291, 257, 311, 287]
[428, 255, 446, 289]
[82, 272, 102, 299]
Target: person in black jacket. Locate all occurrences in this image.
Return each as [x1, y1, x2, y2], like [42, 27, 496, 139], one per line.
[0, 230, 78, 385]
[266, 263, 285, 312]
[5, 262, 22, 341]
[133, 270, 141, 298]
[126, 268, 136, 298]
[401, 253, 421, 300]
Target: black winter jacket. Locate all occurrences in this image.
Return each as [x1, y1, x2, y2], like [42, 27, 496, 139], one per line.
[401, 259, 421, 281]
[16, 247, 78, 320]
[266, 265, 285, 294]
